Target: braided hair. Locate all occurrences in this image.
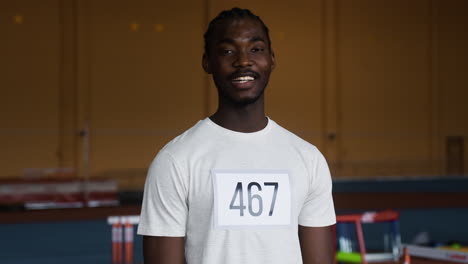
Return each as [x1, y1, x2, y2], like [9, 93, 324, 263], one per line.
[203, 7, 271, 56]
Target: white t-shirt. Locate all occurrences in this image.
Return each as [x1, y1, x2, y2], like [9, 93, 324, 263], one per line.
[137, 118, 336, 264]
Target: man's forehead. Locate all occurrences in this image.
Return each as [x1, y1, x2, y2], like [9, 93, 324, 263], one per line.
[212, 18, 267, 41]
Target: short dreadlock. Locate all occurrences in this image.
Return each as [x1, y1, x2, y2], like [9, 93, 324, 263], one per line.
[203, 8, 272, 56]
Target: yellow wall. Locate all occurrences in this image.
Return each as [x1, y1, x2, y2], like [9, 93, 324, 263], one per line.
[1, 0, 467, 189]
[338, 0, 434, 176]
[1, 0, 62, 176]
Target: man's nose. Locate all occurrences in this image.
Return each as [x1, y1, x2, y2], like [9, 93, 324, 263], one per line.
[233, 51, 253, 67]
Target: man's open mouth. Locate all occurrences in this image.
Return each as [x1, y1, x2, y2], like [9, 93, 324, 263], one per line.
[232, 76, 255, 83]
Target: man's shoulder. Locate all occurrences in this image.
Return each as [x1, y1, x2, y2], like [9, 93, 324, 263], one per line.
[159, 118, 211, 156]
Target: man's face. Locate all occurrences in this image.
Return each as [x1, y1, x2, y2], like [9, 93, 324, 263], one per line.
[203, 18, 275, 106]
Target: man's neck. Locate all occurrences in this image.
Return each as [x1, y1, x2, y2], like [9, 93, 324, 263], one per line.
[210, 100, 267, 133]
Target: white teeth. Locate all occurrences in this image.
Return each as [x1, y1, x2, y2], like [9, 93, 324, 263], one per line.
[233, 76, 255, 82]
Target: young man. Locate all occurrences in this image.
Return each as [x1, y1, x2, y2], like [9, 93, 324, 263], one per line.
[138, 8, 336, 264]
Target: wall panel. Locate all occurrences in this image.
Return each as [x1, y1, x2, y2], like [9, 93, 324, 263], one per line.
[80, 0, 206, 187]
[337, 0, 433, 176]
[437, 0, 468, 175]
[0, 0, 61, 177]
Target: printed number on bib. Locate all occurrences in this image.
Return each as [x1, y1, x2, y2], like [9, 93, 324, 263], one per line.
[229, 182, 278, 217]
[212, 170, 292, 228]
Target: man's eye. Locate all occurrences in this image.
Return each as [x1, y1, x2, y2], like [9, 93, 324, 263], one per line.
[251, 48, 264, 53]
[223, 50, 234, 54]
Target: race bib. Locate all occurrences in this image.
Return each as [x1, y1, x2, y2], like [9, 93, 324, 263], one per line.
[212, 169, 292, 229]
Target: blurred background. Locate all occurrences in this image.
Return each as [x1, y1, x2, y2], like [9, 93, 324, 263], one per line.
[0, 0, 467, 263]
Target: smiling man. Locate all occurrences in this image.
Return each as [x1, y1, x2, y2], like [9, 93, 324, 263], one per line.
[137, 8, 336, 264]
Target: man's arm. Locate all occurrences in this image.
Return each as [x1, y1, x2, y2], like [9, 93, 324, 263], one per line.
[298, 225, 334, 264]
[143, 236, 186, 264]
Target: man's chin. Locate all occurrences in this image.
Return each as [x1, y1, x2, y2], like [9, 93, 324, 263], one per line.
[229, 93, 264, 106]
[217, 84, 266, 106]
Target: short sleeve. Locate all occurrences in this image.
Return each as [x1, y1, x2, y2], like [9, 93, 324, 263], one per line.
[298, 151, 336, 227]
[137, 150, 188, 237]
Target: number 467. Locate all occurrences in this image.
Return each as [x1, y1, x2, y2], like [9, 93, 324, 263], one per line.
[229, 182, 278, 217]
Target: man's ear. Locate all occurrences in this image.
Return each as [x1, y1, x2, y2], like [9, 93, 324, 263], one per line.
[270, 50, 276, 71]
[202, 53, 211, 74]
